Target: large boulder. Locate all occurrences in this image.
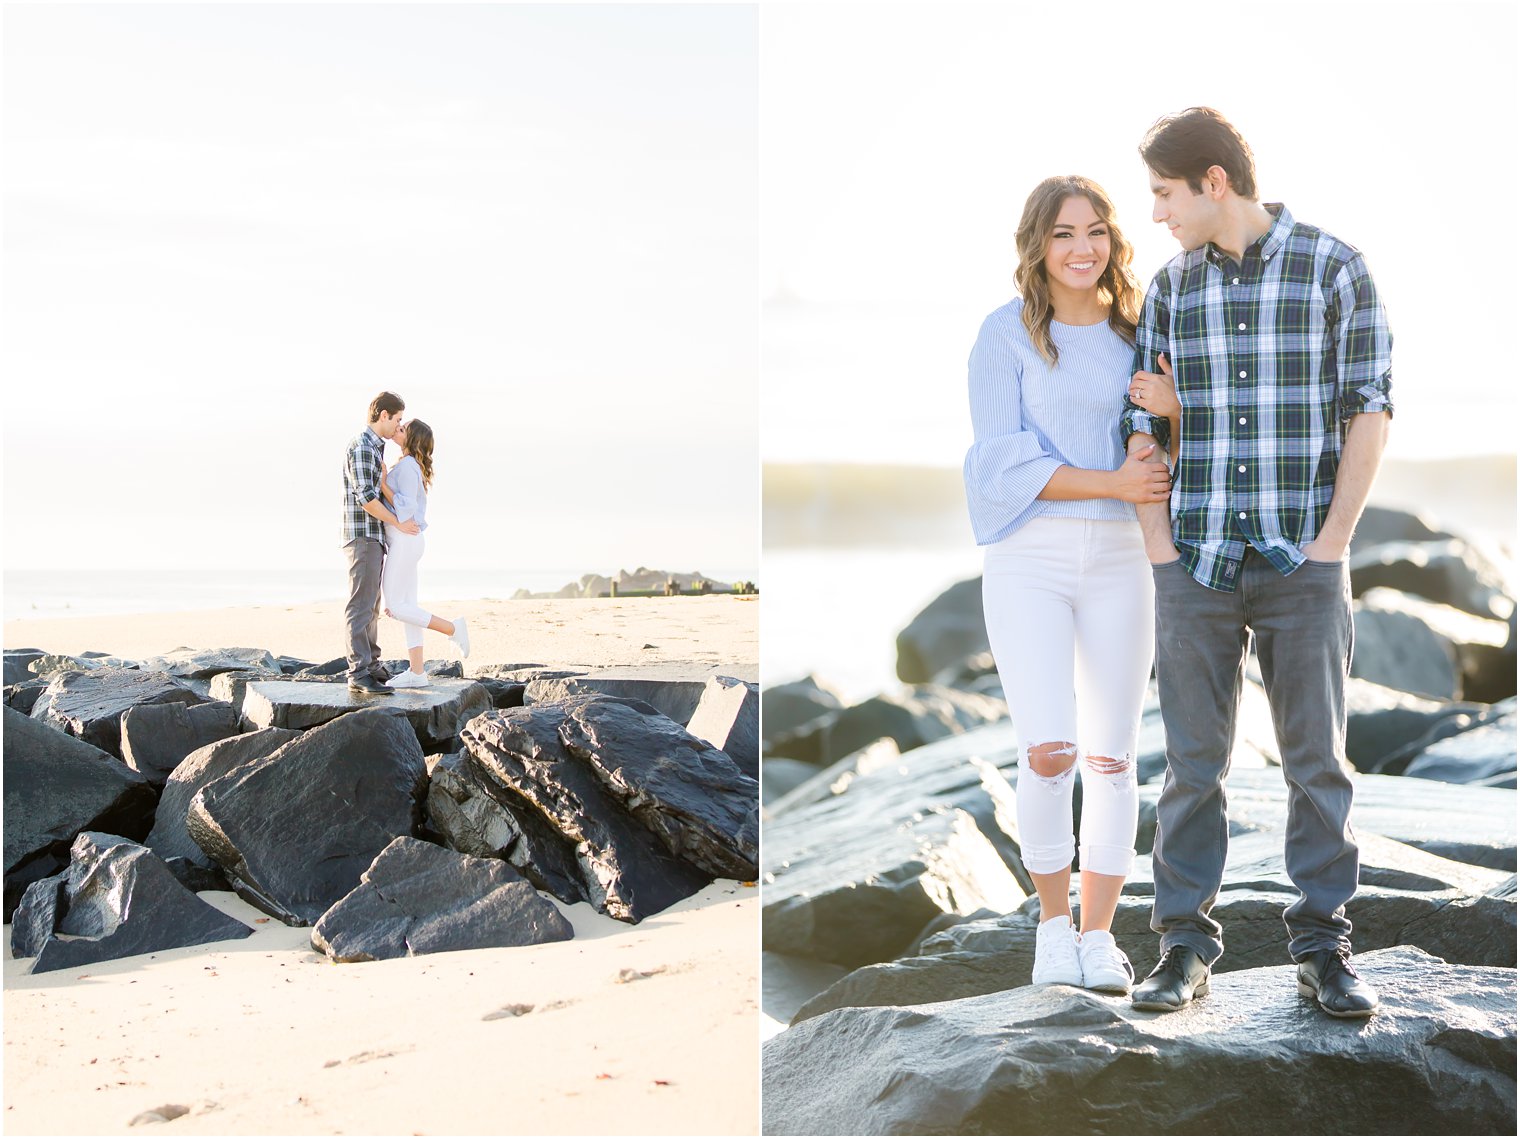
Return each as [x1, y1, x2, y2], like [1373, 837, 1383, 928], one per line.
[186, 708, 428, 924]
[523, 667, 716, 726]
[4, 649, 46, 686]
[241, 678, 490, 752]
[460, 701, 714, 923]
[761, 676, 845, 748]
[1350, 538, 1515, 620]
[138, 646, 281, 679]
[1402, 712, 1517, 786]
[684, 675, 759, 779]
[4, 679, 50, 715]
[29, 666, 202, 758]
[3, 707, 156, 919]
[120, 700, 241, 787]
[764, 947, 1516, 1135]
[1351, 595, 1461, 699]
[765, 684, 1006, 767]
[310, 836, 573, 963]
[1349, 505, 1455, 551]
[11, 832, 253, 974]
[894, 577, 987, 684]
[144, 727, 301, 868]
[1343, 677, 1490, 773]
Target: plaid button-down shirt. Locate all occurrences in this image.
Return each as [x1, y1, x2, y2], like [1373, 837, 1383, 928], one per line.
[342, 426, 387, 545]
[1121, 204, 1393, 592]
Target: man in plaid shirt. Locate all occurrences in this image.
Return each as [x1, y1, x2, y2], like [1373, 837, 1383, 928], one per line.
[1120, 109, 1392, 1019]
[343, 391, 420, 695]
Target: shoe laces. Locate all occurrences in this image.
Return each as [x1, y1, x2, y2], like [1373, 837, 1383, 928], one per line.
[1324, 947, 1359, 980]
[1083, 935, 1133, 979]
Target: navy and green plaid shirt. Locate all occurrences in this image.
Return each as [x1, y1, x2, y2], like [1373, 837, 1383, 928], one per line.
[341, 426, 387, 545]
[1120, 203, 1393, 592]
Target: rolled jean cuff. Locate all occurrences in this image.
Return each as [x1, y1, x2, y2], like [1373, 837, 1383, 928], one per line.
[1021, 839, 1075, 875]
[1080, 842, 1136, 877]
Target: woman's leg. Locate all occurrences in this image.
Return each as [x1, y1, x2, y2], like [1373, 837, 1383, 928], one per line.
[983, 520, 1081, 921]
[381, 532, 432, 665]
[1072, 521, 1156, 933]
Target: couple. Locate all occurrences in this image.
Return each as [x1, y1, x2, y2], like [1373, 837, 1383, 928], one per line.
[965, 108, 1393, 1020]
[341, 391, 471, 695]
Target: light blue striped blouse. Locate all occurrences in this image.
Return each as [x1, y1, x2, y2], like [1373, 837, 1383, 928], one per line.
[385, 455, 428, 531]
[964, 298, 1137, 545]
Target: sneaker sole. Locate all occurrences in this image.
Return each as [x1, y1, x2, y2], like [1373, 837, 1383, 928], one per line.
[1296, 980, 1379, 1017]
[1085, 980, 1133, 995]
[1131, 978, 1209, 1011]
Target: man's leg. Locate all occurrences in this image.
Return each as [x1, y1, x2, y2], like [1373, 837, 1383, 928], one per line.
[1147, 560, 1249, 967]
[1247, 555, 1358, 959]
[344, 538, 384, 683]
[367, 544, 386, 679]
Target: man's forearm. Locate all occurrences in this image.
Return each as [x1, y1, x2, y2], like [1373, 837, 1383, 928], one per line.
[1127, 431, 1178, 561]
[1312, 411, 1391, 556]
[361, 498, 401, 528]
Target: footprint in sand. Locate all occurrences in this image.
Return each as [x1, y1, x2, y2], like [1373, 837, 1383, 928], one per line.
[481, 998, 577, 1021]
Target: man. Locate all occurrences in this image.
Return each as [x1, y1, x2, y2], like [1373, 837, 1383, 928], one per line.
[1120, 108, 1392, 1018]
[343, 392, 420, 696]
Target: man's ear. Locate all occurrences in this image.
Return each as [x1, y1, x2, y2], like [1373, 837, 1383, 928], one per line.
[1205, 165, 1231, 200]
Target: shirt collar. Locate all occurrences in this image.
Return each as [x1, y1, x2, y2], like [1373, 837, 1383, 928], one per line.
[362, 425, 383, 448]
[1206, 202, 1294, 269]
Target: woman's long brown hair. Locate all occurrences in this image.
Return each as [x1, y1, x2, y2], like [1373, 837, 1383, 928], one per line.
[1013, 175, 1141, 365]
[403, 420, 434, 490]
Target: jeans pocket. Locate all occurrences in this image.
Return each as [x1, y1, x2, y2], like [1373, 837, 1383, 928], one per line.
[1150, 558, 1183, 570]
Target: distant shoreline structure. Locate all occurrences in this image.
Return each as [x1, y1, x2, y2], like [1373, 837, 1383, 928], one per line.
[764, 455, 1518, 549]
[512, 568, 760, 600]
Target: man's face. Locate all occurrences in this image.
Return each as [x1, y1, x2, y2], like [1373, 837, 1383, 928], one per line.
[1149, 171, 1219, 252]
[374, 410, 403, 439]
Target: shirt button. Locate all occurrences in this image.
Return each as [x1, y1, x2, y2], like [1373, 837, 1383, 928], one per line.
[1238, 511, 1247, 519]
[1238, 417, 1247, 424]
[1238, 370, 1247, 378]
[1232, 278, 1240, 285]
[1238, 465, 1246, 473]
[1237, 323, 1247, 331]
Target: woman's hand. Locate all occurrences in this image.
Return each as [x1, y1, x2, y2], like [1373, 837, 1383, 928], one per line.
[1129, 352, 1180, 418]
[1111, 443, 1171, 504]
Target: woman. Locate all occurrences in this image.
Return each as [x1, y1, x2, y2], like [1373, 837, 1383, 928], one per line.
[963, 176, 1171, 993]
[378, 419, 471, 686]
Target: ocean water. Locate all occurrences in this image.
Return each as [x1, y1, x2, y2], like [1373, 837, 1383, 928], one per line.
[2, 567, 749, 623]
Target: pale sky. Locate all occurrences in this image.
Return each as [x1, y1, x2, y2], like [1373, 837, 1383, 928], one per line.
[761, 0, 1520, 466]
[3, 4, 759, 575]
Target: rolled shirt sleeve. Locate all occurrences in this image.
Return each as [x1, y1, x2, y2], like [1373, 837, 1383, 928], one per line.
[1121, 273, 1172, 451]
[346, 440, 381, 507]
[963, 309, 1063, 543]
[1333, 253, 1394, 422]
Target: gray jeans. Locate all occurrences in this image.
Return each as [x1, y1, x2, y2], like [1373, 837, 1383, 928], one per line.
[1150, 548, 1358, 964]
[344, 537, 385, 682]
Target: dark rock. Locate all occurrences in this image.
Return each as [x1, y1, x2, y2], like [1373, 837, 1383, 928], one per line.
[1350, 505, 1456, 551]
[761, 757, 823, 806]
[163, 857, 229, 893]
[765, 947, 1516, 1136]
[186, 708, 428, 924]
[685, 675, 759, 779]
[1490, 875, 1517, 899]
[764, 739, 902, 819]
[377, 658, 463, 680]
[761, 675, 844, 747]
[145, 727, 301, 868]
[296, 657, 349, 677]
[27, 653, 137, 679]
[10, 874, 65, 958]
[467, 663, 565, 682]
[4, 649, 45, 686]
[460, 702, 713, 923]
[120, 700, 241, 787]
[1344, 677, 1489, 773]
[472, 677, 527, 709]
[241, 678, 491, 752]
[765, 684, 1006, 766]
[894, 576, 986, 684]
[1402, 712, 1517, 785]
[275, 655, 314, 674]
[555, 694, 758, 879]
[3, 707, 156, 919]
[206, 669, 285, 724]
[763, 721, 1026, 968]
[138, 646, 280, 679]
[12, 833, 253, 973]
[1459, 615, 1519, 703]
[524, 668, 711, 726]
[1350, 538, 1515, 620]
[311, 836, 573, 962]
[1351, 595, 1461, 699]
[4, 679, 49, 714]
[29, 666, 202, 758]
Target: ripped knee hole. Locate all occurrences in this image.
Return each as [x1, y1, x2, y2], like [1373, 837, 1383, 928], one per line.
[1085, 754, 1132, 776]
[1026, 741, 1078, 778]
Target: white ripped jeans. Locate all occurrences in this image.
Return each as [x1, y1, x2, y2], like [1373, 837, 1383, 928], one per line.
[382, 527, 433, 651]
[981, 516, 1155, 877]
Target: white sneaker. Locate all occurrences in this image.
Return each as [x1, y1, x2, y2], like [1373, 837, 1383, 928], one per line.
[1031, 914, 1083, 986]
[385, 670, 430, 689]
[1078, 928, 1135, 994]
[450, 617, 471, 659]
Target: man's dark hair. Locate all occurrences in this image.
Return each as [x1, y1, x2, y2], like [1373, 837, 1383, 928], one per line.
[1140, 107, 1257, 200]
[368, 391, 405, 422]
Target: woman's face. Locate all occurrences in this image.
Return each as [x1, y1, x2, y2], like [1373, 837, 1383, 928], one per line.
[394, 421, 410, 451]
[1042, 195, 1111, 293]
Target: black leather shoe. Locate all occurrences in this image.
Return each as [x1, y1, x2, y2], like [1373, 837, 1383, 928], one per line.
[370, 666, 394, 684]
[1131, 945, 1211, 1011]
[348, 675, 393, 696]
[1297, 948, 1380, 1018]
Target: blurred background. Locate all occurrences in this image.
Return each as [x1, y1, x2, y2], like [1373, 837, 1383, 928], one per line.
[760, 0, 1518, 701]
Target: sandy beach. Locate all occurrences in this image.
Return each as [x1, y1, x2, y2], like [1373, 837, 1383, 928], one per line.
[3, 595, 760, 1135]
